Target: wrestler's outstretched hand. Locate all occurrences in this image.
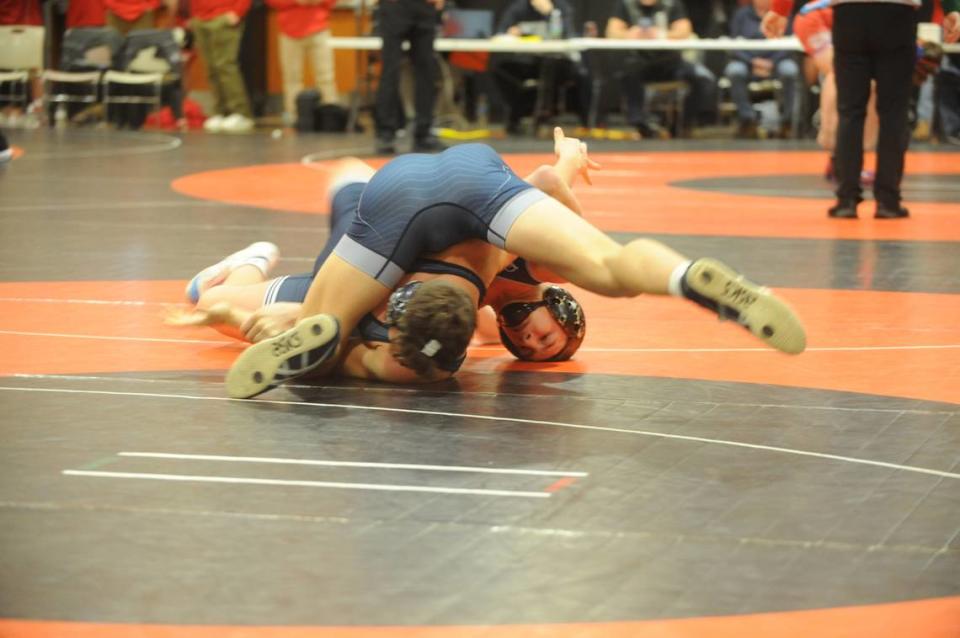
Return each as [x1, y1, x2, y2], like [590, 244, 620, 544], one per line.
[240, 303, 302, 343]
[164, 302, 246, 328]
[553, 127, 601, 185]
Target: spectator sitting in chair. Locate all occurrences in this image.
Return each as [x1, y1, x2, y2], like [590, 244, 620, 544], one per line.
[606, 0, 718, 138]
[725, 0, 800, 138]
[491, 0, 590, 135]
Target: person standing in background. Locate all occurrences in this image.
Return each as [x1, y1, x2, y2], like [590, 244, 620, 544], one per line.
[0, 0, 43, 25]
[764, 0, 960, 219]
[67, 0, 107, 27]
[190, 0, 255, 133]
[104, 0, 173, 34]
[266, 0, 339, 126]
[374, 0, 446, 154]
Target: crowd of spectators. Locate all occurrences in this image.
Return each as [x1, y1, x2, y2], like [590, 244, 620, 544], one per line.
[1, 0, 958, 146]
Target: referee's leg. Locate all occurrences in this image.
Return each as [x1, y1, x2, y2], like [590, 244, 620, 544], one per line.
[832, 4, 872, 208]
[872, 4, 916, 212]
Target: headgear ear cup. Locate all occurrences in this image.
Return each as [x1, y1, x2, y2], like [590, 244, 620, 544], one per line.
[498, 286, 586, 361]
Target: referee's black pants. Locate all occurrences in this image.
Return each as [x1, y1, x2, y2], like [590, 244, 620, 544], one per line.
[833, 3, 916, 209]
[374, 0, 439, 142]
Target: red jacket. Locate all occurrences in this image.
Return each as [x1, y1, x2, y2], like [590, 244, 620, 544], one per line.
[0, 0, 43, 25]
[266, 0, 335, 38]
[104, 0, 161, 22]
[190, 0, 252, 21]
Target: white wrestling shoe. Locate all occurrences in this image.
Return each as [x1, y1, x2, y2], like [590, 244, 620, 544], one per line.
[225, 314, 340, 399]
[185, 241, 279, 304]
[681, 258, 806, 355]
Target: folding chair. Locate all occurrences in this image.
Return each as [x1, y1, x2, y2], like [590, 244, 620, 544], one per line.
[42, 27, 124, 125]
[106, 29, 182, 128]
[0, 25, 45, 111]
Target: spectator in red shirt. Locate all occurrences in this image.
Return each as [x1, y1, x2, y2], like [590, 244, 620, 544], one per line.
[67, 0, 107, 27]
[190, 0, 255, 133]
[0, 0, 43, 25]
[266, 0, 339, 126]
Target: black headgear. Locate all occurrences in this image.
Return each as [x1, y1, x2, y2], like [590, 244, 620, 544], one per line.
[385, 280, 422, 327]
[385, 280, 467, 372]
[497, 286, 586, 361]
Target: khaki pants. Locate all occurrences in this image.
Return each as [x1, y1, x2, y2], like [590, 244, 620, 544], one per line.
[191, 14, 252, 118]
[278, 29, 339, 117]
[106, 11, 155, 36]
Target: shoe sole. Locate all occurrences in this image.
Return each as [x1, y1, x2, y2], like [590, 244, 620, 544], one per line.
[685, 258, 807, 355]
[225, 314, 340, 399]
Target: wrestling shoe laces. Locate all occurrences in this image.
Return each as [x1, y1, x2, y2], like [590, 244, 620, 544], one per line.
[185, 241, 279, 304]
[680, 258, 806, 355]
[225, 314, 341, 399]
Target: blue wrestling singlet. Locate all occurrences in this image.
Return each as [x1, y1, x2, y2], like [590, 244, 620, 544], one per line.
[334, 143, 547, 287]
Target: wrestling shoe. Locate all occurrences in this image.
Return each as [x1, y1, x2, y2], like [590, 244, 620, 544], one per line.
[681, 258, 806, 355]
[185, 241, 279, 304]
[225, 314, 340, 399]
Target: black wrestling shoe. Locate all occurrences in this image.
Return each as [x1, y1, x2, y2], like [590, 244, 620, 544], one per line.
[828, 200, 859, 219]
[681, 258, 806, 355]
[225, 314, 340, 399]
[875, 205, 909, 219]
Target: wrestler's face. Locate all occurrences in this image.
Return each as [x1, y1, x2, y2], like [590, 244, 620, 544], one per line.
[500, 306, 568, 361]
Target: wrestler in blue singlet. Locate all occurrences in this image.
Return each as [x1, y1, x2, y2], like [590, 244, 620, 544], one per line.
[334, 143, 547, 287]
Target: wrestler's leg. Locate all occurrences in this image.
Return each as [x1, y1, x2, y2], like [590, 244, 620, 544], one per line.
[504, 197, 805, 354]
[225, 254, 390, 399]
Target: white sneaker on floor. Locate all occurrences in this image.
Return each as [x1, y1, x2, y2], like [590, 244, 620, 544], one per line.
[221, 113, 254, 133]
[0, 148, 12, 164]
[203, 114, 225, 133]
[185, 241, 280, 304]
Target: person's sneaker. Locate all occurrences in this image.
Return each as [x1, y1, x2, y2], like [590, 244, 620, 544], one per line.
[375, 136, 396, 155]
[875, 205, 909, 219]
[681, 258, 806, 355]
[413, 135, 447, 153]
[185, 241, 279, 304]
[225, 314, 341, 399]
[828, 200, 859, 219]
[203, 114, 225, 133]
[221, 113, 254, 133]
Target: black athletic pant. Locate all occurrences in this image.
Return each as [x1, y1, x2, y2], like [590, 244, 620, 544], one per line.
[374, 0, 438, 142]
[833, 2, 916, 209]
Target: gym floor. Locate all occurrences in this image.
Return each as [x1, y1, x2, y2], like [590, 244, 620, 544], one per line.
[0, 128, 958, 637]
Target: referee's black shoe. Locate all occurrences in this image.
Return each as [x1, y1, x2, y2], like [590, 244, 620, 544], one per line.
[828, 200, 859, 219]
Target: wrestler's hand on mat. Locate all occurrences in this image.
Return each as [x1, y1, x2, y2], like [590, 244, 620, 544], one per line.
[761, 11, 786, 38]
[164, 302, 245, 328]
[553, 127, 601, 185]
[241, 304, 301, 343]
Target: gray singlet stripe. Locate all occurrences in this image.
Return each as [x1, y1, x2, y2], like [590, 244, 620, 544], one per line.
[333, 235, 406, 287]
[487, 188, 549, 248]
